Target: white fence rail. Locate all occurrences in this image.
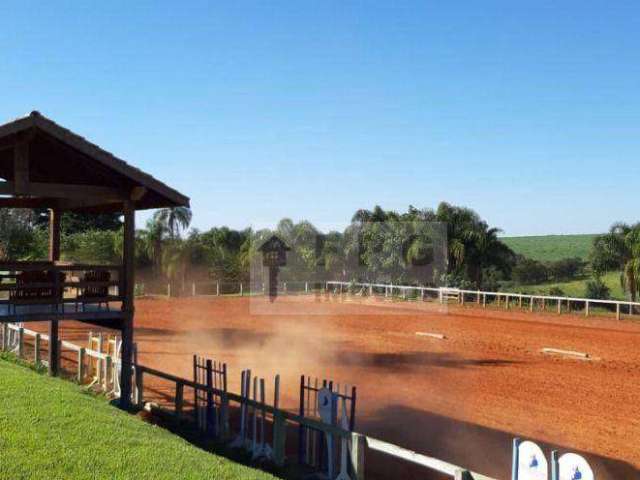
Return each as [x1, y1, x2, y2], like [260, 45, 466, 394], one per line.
[1, 323, 122, 392]
[326, 280, 640, 320]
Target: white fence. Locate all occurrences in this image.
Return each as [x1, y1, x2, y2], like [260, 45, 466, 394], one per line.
[0, 323, 122, 393]
[326, 280, 640, 320]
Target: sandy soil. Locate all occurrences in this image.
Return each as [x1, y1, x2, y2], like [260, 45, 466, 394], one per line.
[53, 295, 640, 479]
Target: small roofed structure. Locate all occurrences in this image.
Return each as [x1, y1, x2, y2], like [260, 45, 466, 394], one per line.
[259, 235, 290, 301]
[0, 111, 190, 408]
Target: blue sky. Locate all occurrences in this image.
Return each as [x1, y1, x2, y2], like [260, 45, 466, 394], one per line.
[1, 1, 639, 236]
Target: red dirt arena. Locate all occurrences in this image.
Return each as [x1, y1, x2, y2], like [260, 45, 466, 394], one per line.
[56, 295, 639, 479]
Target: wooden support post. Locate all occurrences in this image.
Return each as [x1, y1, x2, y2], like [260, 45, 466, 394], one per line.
[192, 282, 196, 296]
[216, 281, 220, 296]
[34, 333, 41, 364]
[77, 348, 85, 383]
[48, 322, 59, 376]
[47, 207, 62, 376]
[350, 432, 366, 480]
[17, 327, 24, 357]
[167, 283, 171, 297]
[119, 201, 135, 409]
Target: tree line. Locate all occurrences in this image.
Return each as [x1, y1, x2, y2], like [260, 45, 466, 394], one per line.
[1, 204, 638, 301]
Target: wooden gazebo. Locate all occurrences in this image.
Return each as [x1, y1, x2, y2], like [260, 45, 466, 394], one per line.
[0, 111, 189, 408]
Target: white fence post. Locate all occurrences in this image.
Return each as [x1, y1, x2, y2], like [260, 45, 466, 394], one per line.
[192, 282, 196, 296]
[216, 281, 220, 296]
[585, 300, 590, 317]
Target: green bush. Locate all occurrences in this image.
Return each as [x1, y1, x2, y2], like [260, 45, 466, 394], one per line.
[585, 277, 611, 299]
[548, 286, 565, 296]
[512, 257, 548, 285]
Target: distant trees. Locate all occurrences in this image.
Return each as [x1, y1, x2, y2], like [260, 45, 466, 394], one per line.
[510, 255, 586, 286]
[8, 202, 598, 294]
[590, 222, 640, 301]
[512, 257, 548, 285]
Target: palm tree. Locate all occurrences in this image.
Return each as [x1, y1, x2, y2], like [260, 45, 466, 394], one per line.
[591, 222, 640, 301]
[154, 207, 193, 239]
[139, 217, 168, 276]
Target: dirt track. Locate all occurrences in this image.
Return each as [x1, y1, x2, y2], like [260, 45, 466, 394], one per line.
[59, 295, 640, 479]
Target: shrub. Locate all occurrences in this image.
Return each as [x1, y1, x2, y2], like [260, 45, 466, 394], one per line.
[548, 257, 586, 281]
[548, 286, 565, 297]
[585, 277, 610, 300]
[512, 257, 548, 285]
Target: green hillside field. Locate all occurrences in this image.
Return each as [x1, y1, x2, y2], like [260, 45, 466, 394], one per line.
[501, 233, 599, 262]
[516, 271, 627, 301]
[0, 357, 276, 480]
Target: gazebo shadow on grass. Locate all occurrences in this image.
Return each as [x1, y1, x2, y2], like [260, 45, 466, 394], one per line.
[358, 404, 638, 480]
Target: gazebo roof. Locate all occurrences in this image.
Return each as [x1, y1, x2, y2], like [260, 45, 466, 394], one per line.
[0, 111, 189, 212]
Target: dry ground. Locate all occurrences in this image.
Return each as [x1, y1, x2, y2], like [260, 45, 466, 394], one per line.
[52, 295, 640, 479]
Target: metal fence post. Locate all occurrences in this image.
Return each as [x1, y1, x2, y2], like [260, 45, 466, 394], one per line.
[136, 368, 145, 408]
[273, 410, 287, 466]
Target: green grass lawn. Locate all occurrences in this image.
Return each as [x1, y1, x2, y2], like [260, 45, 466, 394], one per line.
[0, 358, 277, 480]
[516, 271, 627, 300]
[501, 233, 598, 262]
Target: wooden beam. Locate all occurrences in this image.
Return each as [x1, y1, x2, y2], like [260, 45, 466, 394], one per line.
[131, 186, 147, 201]
[0, 197, 61, 209]
[0, 181, 126, 201]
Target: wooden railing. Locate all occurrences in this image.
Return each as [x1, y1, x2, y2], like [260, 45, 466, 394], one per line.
[0, 262, 124, 321]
